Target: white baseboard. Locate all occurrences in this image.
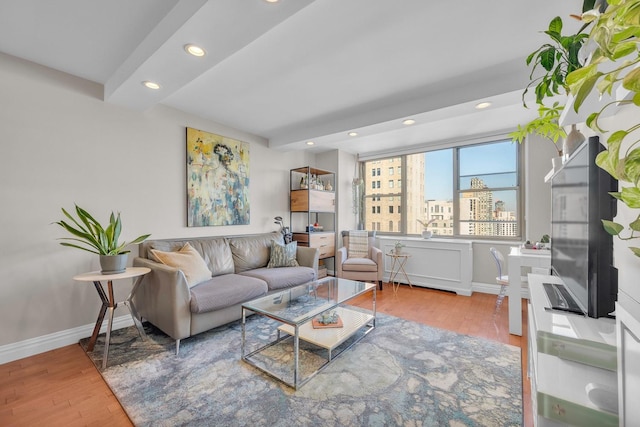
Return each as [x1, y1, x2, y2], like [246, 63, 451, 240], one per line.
[0, 315, 134, 365]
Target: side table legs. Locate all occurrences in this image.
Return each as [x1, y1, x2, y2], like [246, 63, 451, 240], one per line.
[86, 278, 147, 369]
[86, 280, 116, 369]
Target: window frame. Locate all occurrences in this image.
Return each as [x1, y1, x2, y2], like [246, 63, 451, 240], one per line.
[360, 138, 522, 240]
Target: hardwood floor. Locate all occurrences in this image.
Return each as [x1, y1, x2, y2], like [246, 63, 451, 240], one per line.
[0, 284, 531, 426]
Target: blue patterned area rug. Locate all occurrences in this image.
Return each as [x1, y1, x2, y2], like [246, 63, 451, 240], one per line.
[81, 313, 522, 426]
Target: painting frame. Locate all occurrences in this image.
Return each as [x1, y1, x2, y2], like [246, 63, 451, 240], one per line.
[186, 127, 250, 227]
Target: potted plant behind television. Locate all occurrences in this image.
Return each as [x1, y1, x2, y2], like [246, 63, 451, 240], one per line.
[510, 5, 599, 167]
[566, 0, 640, 257]
[54, 205, 151, 273]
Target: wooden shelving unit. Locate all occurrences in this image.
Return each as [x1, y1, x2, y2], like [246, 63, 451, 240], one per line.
[290, 166, 336, 278]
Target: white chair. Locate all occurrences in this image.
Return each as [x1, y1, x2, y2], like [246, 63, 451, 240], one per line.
[489, 247, 510, 313]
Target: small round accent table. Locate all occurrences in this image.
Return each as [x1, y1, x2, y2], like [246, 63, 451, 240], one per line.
[386, 253, 413, 294]
[73, 266, 150, 369]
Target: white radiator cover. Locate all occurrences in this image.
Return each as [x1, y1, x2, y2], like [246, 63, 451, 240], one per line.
[378, 237, 473, 296]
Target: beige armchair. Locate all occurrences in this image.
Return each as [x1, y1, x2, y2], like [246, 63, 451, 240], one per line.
[336, 230, 383, 290]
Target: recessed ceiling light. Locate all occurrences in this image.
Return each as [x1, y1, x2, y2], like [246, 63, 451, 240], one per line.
[348, 132, 358, 137]
[402, 119, 416, 125]
[306, 141, 314, 146]
[264, 0, 279, 3]
[475, 102, 492, 109]
[184, 44, 206, 57]
[142, 81, 160, 90]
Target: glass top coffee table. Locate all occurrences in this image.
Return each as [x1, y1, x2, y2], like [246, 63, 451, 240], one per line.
[241, 277, 376, 389]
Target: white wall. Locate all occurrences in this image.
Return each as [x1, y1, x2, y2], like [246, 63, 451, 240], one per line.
[0, 52, 311, 350]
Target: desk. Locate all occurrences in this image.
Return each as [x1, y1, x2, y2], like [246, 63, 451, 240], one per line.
[74, 266, 150, 369]
[386, 253, 412, 294]
[507, 247, 550, 335]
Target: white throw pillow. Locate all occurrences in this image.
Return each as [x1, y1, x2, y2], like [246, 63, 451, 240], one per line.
[151, 243, 211, 288]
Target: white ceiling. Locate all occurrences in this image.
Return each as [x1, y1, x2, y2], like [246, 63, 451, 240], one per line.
[0, 0, 585, 156]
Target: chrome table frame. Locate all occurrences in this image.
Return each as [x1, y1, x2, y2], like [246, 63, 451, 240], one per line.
[241, 277, 376, 389]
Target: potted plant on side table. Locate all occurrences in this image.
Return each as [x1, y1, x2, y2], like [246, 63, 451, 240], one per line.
[54, 204, 151, 274]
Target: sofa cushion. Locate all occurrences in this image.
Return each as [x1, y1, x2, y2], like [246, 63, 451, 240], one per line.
[142, 238, 234, 277]
[229, 232, 283, 273]
[239, 266, 315, 291]
[342, 257, 378, 272]
[150, 243, 212, 288]
[189, 274, 268, 314]
[267, 241, 299, 268]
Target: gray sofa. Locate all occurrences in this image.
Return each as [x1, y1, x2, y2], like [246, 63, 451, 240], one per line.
[133, 232, 319, 353]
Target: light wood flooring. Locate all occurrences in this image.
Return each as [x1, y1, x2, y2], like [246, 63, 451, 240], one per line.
[0, 284, 531, 426]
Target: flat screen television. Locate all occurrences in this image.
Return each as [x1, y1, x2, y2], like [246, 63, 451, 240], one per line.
[550, 136, 618, 318]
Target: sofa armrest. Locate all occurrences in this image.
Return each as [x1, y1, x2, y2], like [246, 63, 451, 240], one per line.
[296, 246, 320, 278]
[371, 246, 383, 281]
[132, 257, 192, 341]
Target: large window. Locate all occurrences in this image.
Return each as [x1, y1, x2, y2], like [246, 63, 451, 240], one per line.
[362, 139, 520, 238]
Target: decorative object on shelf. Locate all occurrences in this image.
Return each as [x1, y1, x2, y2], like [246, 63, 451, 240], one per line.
[186, 127, 250, 227]
[273, 216, 292, 243]
[312, 310, 343, 329]
[54, 205, 150, 274]
[563, 124, 586, 161]
[394, 241, 405, 255]
[566, 0, 640, 257]
[417, 219, 436, 239]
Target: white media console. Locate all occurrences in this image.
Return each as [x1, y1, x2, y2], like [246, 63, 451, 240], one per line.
[528, 273, 618, 426]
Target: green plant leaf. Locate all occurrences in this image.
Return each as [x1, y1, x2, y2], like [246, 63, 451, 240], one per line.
[622, 66, 640, 92]
[602, 219, 624, 236]
[548, 16, 563, 34]
[630, 217, 640, 231]
[621, 186, 640, 208]
[609, 191, 623, 201]
[634, 91, 640, 106]
[597, 149, 621, 179]
[573, 73, 603, 111]
[625, 147, 640, 184]
[540, 47, 557, 72]
[630, 247, 640, 257]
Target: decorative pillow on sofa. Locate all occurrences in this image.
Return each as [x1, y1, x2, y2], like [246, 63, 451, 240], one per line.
[150, 242, 212, 288]
[267, 241, 299, 268]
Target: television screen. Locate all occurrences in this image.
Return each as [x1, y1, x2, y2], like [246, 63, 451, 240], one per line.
[550, 136, 618, 318]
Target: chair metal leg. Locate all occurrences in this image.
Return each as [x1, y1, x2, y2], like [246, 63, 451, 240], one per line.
[175, 339, 180, 355]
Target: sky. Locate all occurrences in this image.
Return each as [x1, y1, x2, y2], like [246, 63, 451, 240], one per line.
[425, 140, 519, 211]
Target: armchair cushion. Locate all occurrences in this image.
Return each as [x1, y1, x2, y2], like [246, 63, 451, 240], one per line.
[342, 257, 378, 272]
[150, 243, 212, 288]
[347, 230, 369, 258]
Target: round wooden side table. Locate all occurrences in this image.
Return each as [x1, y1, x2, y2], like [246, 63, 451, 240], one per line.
[73, 266, 150, 369]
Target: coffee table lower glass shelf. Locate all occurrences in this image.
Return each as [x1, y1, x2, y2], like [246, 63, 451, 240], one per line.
[241, 277, 376, 389]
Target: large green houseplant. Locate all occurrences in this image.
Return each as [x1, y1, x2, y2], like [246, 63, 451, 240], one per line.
[55, 205, 150, 273]
[510, 15, 590, 154]
[566, 0, 640, 256]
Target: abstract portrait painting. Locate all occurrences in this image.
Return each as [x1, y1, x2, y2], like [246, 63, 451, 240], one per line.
[186, 127, 250, 226]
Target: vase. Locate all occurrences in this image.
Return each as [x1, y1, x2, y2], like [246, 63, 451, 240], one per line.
[551, 156, 563, 172]
[395, 247, 402, 255]
[99, 254, 128, 274]
[421, 230, 433, 239]
[563, 124, 585, 161]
